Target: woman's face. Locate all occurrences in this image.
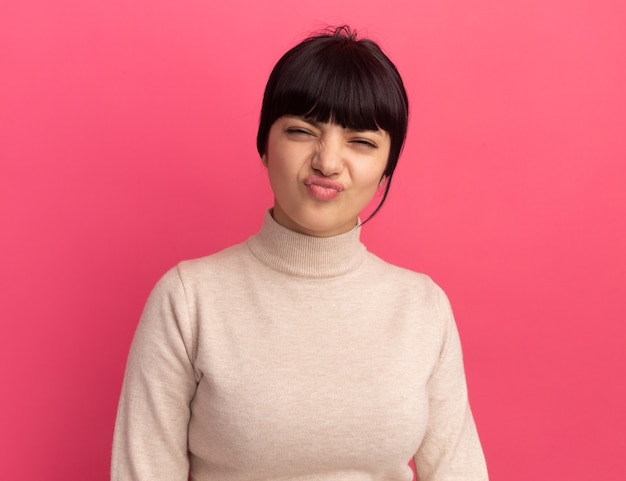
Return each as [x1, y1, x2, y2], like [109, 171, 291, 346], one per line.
[263, 115, 390, 237]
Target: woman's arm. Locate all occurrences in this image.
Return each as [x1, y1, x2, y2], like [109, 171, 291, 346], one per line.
[413, 288, 489, 481]
[112, 266, 198, 481]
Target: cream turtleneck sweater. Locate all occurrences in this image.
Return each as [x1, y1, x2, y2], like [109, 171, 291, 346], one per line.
[112, 212, 488, 481]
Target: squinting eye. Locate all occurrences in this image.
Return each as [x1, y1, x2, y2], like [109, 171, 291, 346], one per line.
[353, 139, 377, 148]
[286, 127, 313, 136]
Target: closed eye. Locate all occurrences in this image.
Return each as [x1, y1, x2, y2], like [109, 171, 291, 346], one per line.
[351, 138, 378, 149]
[286, 127, 315, 136]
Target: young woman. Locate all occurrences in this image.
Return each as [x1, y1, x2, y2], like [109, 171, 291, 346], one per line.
[112, 26, 489, 481]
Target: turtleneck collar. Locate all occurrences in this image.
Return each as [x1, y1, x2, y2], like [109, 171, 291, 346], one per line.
[246, 210, 367, 278]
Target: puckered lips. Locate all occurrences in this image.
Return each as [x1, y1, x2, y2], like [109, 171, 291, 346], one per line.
[304, 176, 344, 201]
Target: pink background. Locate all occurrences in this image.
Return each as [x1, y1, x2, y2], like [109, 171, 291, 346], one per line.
[2, 1, 625, 479]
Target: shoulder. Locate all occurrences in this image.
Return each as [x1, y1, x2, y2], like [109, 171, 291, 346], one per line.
[148, 240, 253, 303]
[363, 251, 445, 300]
[176, 241, 250, 280]
[360, 253, 456, 353]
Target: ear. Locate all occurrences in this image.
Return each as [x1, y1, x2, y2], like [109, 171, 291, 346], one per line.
[261, 154, 268, 167]
[378, 175, 387, 188]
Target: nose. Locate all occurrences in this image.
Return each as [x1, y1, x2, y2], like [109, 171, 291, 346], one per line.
[311, 135, 344, 177]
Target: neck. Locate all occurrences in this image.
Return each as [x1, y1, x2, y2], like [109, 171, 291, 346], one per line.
[246, 210, 367, 278]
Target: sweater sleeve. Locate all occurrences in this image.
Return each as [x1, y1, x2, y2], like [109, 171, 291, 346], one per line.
[111, 266, 198, 481]
[413, 287, 489, 481]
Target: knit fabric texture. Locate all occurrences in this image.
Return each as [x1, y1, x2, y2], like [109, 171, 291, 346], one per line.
[111, 212, 488, 481]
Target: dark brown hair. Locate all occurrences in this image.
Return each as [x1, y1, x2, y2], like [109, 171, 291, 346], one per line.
[257, 26, 409, 220]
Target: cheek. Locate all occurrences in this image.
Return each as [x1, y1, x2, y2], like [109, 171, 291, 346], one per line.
[266, 157, 296, 197]
[356, 162, 387, 190]
[266, 144, 305, 181]
[267, 152, 290, 176]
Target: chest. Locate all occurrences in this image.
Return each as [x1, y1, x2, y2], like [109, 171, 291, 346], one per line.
[187, 280, 440, 475]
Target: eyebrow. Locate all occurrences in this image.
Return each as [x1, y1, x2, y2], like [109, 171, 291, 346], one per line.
[299, 116, 323, 129]
[294, 116, 383, 136]
[344, 126, 384, 135]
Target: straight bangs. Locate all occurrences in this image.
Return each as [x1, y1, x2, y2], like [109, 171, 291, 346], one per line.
[269, 47, 403, 136]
